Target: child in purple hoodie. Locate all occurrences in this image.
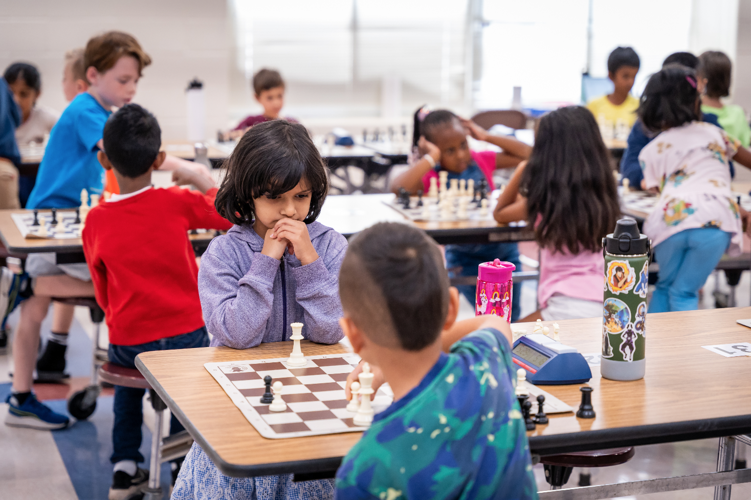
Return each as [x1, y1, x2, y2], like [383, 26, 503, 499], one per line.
[173, 120, 347, 499]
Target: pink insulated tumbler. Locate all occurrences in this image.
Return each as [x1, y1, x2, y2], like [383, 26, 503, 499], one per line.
[476, 259, 516, 322]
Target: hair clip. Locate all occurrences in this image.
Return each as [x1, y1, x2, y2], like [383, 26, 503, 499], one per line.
[686, 75, 697, 89]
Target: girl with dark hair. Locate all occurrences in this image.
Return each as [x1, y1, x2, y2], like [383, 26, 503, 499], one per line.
[392, 107, 532, 320]
[638, 65, 751, 312]
[495, 106, 620, 321]
[698, 51, 751, 148]
[174, 120, 345, 499]
[3, 62, 59, 146]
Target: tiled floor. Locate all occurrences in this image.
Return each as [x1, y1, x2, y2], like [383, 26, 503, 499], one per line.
[0, 270, 750, 499]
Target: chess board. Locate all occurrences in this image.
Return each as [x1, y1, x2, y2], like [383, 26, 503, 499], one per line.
[517, 381, 574, 415]
[384, 192, 502, 222]
[12, 211, 82, 240]
[205, 354, 393, 439]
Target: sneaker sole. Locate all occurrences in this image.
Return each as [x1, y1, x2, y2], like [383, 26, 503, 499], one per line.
[35, 371, 71, 383]
[108, 483, 148, 500]
[5, 412, 69, 430]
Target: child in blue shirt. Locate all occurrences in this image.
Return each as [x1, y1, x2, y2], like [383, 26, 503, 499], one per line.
[337, 222, 537, 500]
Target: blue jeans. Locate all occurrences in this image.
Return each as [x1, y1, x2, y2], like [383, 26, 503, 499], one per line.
[445, 242, 522, 321]
[650, 228, 731, 313]
[108, 326, 210, 464]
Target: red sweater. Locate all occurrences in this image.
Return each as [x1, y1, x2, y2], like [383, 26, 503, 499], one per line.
[82, 187, 232, 346]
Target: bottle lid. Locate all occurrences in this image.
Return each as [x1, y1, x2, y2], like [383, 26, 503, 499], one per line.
[186, 78, 203, 91]
[478, 259, 516, 282]
[603, 218, 649, 255]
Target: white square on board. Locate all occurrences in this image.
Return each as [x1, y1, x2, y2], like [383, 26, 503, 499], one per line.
[297, 375, 336, 385]
[282, 385, 311, 395]
[288, 401, 329, 413]
[320, 365, 355, 375]
[219, 364, 254, 374]
[331, 408, 355, 419]
[256, 369, 294, 379]
[314, 390, 345, 401]
[305, 419, 350, 432]
[261, 412, 303, 425]
[232, 379, 266, 390]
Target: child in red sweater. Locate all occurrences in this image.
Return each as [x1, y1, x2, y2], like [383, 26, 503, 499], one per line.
[82, 103, 231, 500]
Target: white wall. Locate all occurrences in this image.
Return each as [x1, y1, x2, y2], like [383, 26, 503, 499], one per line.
[0, 0, 232, 140]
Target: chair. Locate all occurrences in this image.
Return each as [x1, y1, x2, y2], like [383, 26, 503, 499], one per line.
[99, 362, 193, 500]
[540, 447, 635, 489]
[470, 110, 528, 131]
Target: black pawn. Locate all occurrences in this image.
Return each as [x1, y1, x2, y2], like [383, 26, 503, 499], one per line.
[398, 188, 410, 209]
[523, 400, 536, 431]
[260, 375, 274, 404]
[32, 210, 39, 226]
[50, 208, 58, 225]
[416, 190, 424, 207]
[74, 208, 81, 225]
[576, 387, 596, 419]
[534, 395, 549, 425]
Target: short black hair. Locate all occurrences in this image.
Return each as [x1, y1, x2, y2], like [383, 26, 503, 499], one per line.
[102, 103, 162, 178]
[339, 223, 449, 351]
[698, 51, 732, 98]
[3, 62, 41, 93]
[607, 47, 640, 74]
[663, 52, 698, 69]
[421, 109, 460, 144]
[638, 65, 700, 133]
[216, 120, 328, 225]
[522, 106, 620, 254]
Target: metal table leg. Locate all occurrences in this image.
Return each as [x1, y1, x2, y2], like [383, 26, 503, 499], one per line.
[715, 436, 737, 500]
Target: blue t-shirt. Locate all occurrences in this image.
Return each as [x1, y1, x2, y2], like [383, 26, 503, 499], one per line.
[335, 328, 538, 500]
[0, 78, 21, 165]
[27, 93, 110, 209]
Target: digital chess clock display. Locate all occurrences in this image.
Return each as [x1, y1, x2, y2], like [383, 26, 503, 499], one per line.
[513, 343, 550, 368]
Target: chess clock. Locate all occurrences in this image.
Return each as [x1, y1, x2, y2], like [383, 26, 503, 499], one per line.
[512, 334, 592, 385]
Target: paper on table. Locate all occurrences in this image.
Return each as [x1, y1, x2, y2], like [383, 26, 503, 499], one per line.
[702, 343, 751, 358]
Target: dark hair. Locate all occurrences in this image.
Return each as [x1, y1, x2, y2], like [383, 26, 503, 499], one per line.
[663, 52, 698, 69]
[607, 47, 640, 74]
[252, 68, 284, 95]
[698, 51, 732, 98]
[3, 62, 41, 93]
[102, 103, 161, 178]
[85, 31, 151, 83]
[339, 223, 449, 351]
[216, 120, 328, 225]
[521, 106, 620, 254]
[421, 109, 460, 144]
[638, 65, 700, 132]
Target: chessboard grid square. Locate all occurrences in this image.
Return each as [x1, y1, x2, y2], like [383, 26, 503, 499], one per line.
[255, 369, 294, 379]
[220, 364, 256, 374]
[319, 365, 355, 375]
[296, 374, 336, 385]
[224, 372, 259, 381]
[305, 419, 350, 432]
[287, 401, 330, 413]
[313, 390, 345, 401]
[270, 422, 310, 434]
[296, 410, 338, 421]
[233, 379, 266, 390]
[261, 412, 303, 425]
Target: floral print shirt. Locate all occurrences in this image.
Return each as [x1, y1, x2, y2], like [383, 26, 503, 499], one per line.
[639, 121, 743, 255]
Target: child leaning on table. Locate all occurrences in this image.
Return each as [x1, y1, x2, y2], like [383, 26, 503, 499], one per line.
[172, 120, 348, 500]
[337, 222, 537, 500]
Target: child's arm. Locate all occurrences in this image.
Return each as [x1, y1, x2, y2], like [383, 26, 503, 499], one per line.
[175, 185, 233, 232]
[461, 118, 532, 167]
[440, 315, 513, 352]
[389, 137, 441, 195]
[732, 146, 751, 169]
[171, 166, 216, 194]
[493, 160, 528, 224]
[81, 220, 109, 311]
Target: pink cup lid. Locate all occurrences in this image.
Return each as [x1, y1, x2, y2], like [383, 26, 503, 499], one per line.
[478, 259, 516, 282]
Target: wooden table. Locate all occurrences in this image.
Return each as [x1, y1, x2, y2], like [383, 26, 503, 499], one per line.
[136, 307, 751, 485]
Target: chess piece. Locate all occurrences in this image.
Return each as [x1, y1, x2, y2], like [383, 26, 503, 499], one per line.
[346, 381, 361, 413]
[269, 381, 287, 412]
[32, 210, 39, 226]
[80, 189, 89, 208]
[576, 387, 596, 419]
[449, 179, 459, 197]
[353, 363, 375, 426]
[428, 177, 438, 198]
[479, 199, 489, 216]
[260, 375, 274, 404]
[55, 219, 67, 234]
[622, 178, 630, 194]
[439, 171, 449, 194]
[467, 179, 475, 200]
[543, 326, 550, 338]
[533, 319, 543, 334]
[523, 400, 536, 431]
[421, 204, 431, 220]
[457, 198, 468, 219]
[74, 208, 81, 225]
[90, 194, 100, 207]
[534, 395, 549, 424]
[398, 188, 410, 209]
[515, 368, 528, 397]
[287, 322, 306, 366]
[416, 190, 423, 207]
[50, 208, 58, 225]
[459, 179, 467, 197]
[553, 323, 560, 342]
[37, 222, 48, 238]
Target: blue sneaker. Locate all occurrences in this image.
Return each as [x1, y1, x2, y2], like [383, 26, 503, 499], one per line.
[5, 393, 70, 430]
[0, 267, 30, 331]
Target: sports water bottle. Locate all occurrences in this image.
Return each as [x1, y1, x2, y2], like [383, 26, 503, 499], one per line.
[601, 218, 650, 381]
[476, 259, 515, 322]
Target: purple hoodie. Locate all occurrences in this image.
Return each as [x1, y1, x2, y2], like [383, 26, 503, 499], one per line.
[198, 221, 347, 349]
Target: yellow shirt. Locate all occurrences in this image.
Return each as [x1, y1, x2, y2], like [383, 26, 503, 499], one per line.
[586, 94, 640, 128]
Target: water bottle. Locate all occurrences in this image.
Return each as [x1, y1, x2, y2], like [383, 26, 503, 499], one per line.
[601, 218, 650, 381]
[476, 259, 515, 322]
[186, 78, 205, 142]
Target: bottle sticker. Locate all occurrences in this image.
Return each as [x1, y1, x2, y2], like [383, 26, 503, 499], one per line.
[606, 260, 636, 295]
[619, 322, 638, 362]
[634, 302, 646, 337]
[603, 298, 631, 334]
[634, 261, 649, 298]
[477, 288, 489, 315]
[602, 330, 614, 358]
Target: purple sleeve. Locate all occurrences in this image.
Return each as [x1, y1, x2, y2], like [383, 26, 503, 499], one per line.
[292, 232, 347, 344]
[199, 239, 279, 349]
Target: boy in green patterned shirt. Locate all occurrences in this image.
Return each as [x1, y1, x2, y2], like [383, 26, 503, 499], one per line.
[336, 222, 538, 500]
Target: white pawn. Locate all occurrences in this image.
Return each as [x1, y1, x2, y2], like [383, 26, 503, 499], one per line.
[459, 179, 467, 197]
[543, 326, 550, 338]
[353, 363, 375, 427]
[428, 177, 438, 198]
[449, 179, 459, 197]
[622, 178, 630, 194]
[55, 220, 67, 234]
[457, 199, 468, 219]
[37, 222, 48, 238]
[269, 381, 287, 412]
[553, 323, 560, 342]
[515, 368, 529, 397]
[468, 179, 475, 198]
[479, 199, 489, 216]
[533, 319, 543, 334]
[346, 381, 361, 413]
[90, 194, 100, 207]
